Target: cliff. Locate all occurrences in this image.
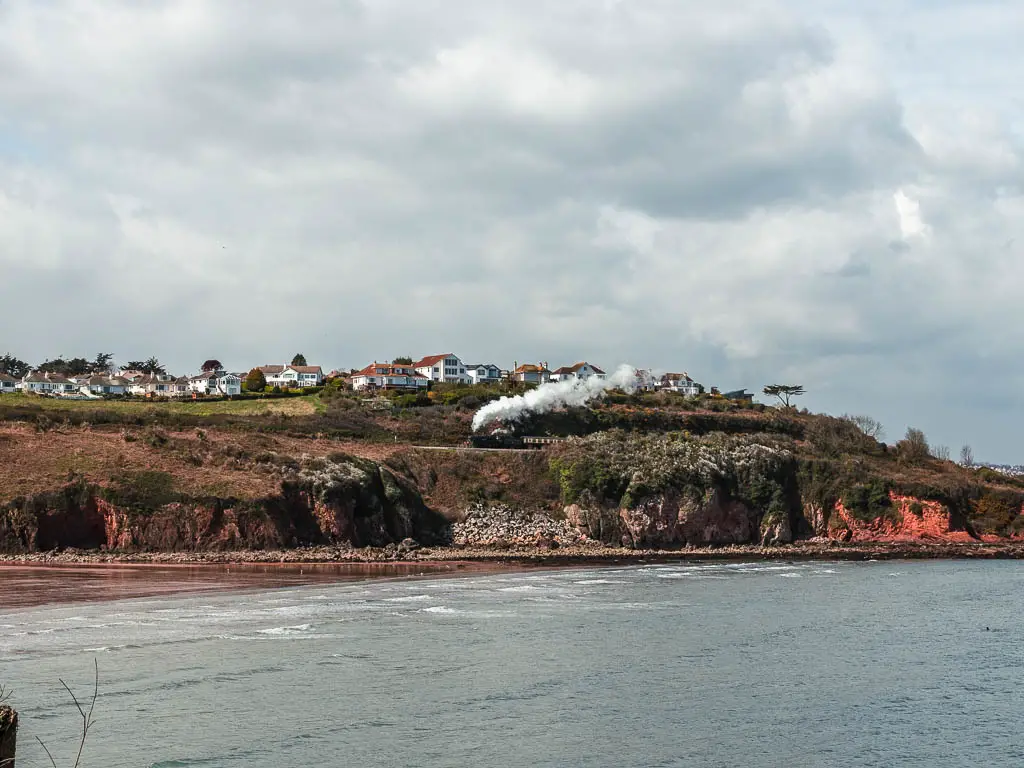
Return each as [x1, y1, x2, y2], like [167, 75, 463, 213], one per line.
[3, 402, 1024, 557]
[0, 453, 448, 553]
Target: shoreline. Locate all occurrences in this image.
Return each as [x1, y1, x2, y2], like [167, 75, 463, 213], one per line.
[4, 540, 1024, 567]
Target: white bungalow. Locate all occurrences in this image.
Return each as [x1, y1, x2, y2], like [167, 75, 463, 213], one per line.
[464, 363, 503, 385]
[549, 362, 606, 383]
[189, 371, 242, 396]
[83, 375, 129, 395]
[0, 373, 17, 393]
[259, 365, 324, 388]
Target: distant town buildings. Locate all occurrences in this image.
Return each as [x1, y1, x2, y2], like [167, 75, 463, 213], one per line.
[0, 349, 758, 403]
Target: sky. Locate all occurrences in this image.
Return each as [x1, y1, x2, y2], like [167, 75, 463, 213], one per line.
[0, 1, 1022, 461]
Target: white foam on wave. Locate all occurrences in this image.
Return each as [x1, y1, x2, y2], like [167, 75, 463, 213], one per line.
[384, 594, 432, 603]
[421, 606, 459, 614]
[573, 579, 623, 585]
[256, 623, 313, 636]
[498, 585, 546, 593]
[778, 573, 803, 578]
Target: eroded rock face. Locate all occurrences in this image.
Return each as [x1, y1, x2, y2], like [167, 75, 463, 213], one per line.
[826, 494, 976, 543]
[0, 454, 450, 553]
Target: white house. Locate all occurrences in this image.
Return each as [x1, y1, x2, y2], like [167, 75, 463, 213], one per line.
[659, 373, 703, 396]
[632, 369, 657, 392]
[82, 375, 129, 395]
[550, 362, 606, 383]
[413, 354, 470, 384]
[259, 364, 324, 388]
[20, 372, 78, 395]
[351, 363, 429, 391]
[512, 363, 551, 384]
[130, 374, 175, 397]
[0, 373, 17, 393]
[189, 371, 242, 396]
[464, 363, 503, 385]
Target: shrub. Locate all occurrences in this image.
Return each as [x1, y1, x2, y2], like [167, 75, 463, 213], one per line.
[841, 480, 895, 522]
[245, 368, 267, 392]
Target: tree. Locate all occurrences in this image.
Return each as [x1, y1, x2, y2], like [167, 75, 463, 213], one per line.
[932, 444, 951, 461]
[120, 361, 146, 372]
[844, 414, 885, 441]
[245, 367, 267, 392]
[762, 384, 805, 408]
[291, 353, 307, 367]
[89, 353, 115, 374]
[393, 356, 413, 365]
[0, 353, 29, 378]
[144, 358, 165, 375]
[897, 427, 930, 464]
[201, 359, 223, 372]
[960, 444, 975, 467]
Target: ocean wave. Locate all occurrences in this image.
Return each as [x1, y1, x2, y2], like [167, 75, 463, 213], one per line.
[256, 623, 314, 635]
[421, 606, 459, 614]
[383, 594, 432, 602]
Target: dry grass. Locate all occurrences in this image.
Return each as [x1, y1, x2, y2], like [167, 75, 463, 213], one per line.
[0, 392, 317, 416]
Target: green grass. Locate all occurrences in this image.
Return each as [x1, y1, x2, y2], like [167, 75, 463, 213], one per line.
[0, 392, 319, 416]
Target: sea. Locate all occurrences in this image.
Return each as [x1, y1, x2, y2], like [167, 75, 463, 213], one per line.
[1, 560, 1022, 767]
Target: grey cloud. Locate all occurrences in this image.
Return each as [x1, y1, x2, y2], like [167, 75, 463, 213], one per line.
[0, 0, 1022, 458]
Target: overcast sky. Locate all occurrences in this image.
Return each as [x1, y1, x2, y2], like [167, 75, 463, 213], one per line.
[1, 1, 1022, 460]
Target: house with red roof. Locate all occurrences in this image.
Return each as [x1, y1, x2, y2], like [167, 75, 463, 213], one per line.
[351, 362, 428, 391]
[512, 363, 552, 384]
[658, 372, 703, 396]
[549, 362, 606, 383]
[413, 353, 470, 384]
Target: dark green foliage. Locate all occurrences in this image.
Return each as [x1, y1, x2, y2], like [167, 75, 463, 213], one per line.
[970, 490, 1024, 535]
[291, 354, 307, 367]
[0, 353, 29, 378]
[392, 356, 413, 365]
[393, 393, 431, 409]
[201, 359, 223, 372]
[841, 481, 895, 522]
[101, 471, 179, 511]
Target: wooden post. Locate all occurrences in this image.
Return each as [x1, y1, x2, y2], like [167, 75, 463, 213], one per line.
[0, 705, 17, 768]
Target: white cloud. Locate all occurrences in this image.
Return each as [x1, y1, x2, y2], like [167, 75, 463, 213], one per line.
[0, 0, 1022, 458]
[893, 188, 929, 240]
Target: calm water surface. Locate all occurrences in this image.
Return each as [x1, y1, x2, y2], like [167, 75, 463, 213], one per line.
[1, 560, 1022, 767]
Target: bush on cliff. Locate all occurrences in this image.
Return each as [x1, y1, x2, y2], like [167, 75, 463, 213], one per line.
[550, 429, 796, 520]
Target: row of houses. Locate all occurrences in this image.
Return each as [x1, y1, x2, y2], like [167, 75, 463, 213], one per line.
[347, 353, 706, 396]
[0, 362, 328, 398]
[0, 353, 718, 400]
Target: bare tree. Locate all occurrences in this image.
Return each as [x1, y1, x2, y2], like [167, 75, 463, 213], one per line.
[932, 444, 951, 461]
[960, 444, 975, 467]
[37, 660, 98, 768]
[844, 414, 885, 441]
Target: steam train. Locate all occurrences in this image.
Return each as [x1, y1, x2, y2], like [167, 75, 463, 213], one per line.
[467, 431, 566, 449]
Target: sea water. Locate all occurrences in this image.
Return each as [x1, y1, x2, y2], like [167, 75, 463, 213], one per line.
[2, 561, 1022, 767]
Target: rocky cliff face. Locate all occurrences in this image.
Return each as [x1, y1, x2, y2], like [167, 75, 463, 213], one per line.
[825, 494, 975, 543]
[0, 454, 449, 553]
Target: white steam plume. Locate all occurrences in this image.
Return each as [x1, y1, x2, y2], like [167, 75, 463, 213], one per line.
[472, 365, 638, 432]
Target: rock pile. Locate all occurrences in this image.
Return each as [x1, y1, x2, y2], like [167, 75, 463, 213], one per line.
[452, 504, 592, 548]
